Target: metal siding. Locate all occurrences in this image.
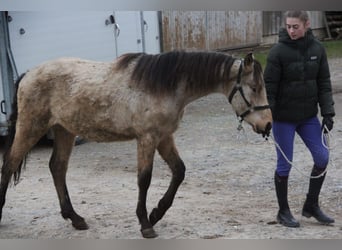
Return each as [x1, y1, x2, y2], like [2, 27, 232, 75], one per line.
[142, 11, 161, 54]
[8, 11, 118, 74]
[262, 11, 325, 37]
[309, 11, 324, 29]
[162, 11, 262, 51]
[262, 11, 283, 36]
[207, 11, 261, 49]
[162, 11, 206, 51]
[7, 11, 161, 74]
[113, 11, 144, 57]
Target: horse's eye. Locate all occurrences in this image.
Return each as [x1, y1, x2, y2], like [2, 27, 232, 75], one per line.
[252, 87, 257, 93]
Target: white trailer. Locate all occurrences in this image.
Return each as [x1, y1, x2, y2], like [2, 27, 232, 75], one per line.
[0, 11, 161, 135]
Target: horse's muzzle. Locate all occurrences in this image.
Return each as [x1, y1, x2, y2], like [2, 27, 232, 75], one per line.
[261, 122, 272, 138]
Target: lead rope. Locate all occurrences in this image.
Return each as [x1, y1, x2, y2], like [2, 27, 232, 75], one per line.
[235, 121, 340, 210]
[236, 122, 336, 179]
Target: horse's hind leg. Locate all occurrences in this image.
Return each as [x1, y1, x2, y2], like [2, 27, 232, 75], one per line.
[49, 125, 88, 230]
[0, 127, 46, 222]
[149, 135, 185, 226]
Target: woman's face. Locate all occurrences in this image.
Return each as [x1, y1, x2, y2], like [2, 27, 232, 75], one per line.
[286, 17, 309, 40]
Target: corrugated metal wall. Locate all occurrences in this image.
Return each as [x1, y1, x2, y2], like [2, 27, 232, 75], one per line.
[161, 11, 262, 51]
[162, 11, 207, 51]
[161, 11, 325, 51]
[206, 11, 261, 50]
[263, 11, 324, 36]
[262, 11, 283, 36]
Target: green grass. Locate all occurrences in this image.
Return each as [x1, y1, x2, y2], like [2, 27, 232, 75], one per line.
[322, 40, 342, 58]
[253, 51, 268, 69]
[241, 39, 342, 69]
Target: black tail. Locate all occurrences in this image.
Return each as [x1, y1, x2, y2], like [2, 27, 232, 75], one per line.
[2, 73, 26, 185]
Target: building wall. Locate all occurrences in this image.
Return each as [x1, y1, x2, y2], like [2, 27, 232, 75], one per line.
[161, 11, 326, 51]
[161, 11, 262, 51]
[262, 11, 326, 45]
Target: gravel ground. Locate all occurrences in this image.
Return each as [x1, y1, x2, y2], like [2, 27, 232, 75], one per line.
[0, 57, 341, 239]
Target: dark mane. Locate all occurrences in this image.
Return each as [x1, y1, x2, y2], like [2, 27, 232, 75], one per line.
[118, 51, 237, 95]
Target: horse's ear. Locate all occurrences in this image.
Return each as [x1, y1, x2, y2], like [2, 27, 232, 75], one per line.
[244, 53, 254, 71]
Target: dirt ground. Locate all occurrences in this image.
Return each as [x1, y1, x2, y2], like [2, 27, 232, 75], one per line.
[0, 58, 341, 239]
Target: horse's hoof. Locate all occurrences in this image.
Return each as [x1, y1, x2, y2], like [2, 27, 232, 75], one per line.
[72, 220, 89, 230]
[141, 228, 158, 238]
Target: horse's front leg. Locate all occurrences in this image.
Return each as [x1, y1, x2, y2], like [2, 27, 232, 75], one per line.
[149, 135, 185, 226]
[49, 125, 88, 230]
[136, 135, 158, 238]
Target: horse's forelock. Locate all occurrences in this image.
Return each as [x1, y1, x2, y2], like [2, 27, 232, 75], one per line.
[253, 60, 264, 90]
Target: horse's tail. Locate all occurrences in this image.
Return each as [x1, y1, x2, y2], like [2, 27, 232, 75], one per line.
[2, 73, 27, 185]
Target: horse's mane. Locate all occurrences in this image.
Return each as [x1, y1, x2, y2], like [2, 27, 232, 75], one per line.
[117, 51, 238, 95]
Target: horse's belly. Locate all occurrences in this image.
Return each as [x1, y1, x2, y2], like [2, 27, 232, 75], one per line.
[78, 127, 136, 142]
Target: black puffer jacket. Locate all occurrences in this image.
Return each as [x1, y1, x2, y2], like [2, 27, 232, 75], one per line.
[264, 28, 335, 122]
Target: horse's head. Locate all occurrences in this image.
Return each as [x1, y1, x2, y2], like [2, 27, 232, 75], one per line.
[227, 53, 272, 137]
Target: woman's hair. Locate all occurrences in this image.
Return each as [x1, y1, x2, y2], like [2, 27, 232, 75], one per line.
[284, 11, 309, 24]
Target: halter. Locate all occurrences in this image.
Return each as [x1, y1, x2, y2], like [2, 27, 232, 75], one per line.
[228, 60, 270, 122]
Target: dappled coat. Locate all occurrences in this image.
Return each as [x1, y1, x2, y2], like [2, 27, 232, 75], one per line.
[264, 28, 335, 122]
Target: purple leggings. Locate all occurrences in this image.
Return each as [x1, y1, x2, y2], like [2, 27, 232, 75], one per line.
[272, 116, 329, 177]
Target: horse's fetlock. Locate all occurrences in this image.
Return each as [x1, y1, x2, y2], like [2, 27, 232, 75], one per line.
[149, 208, 161, 226]
[61, 210, 71, 220]
[72, 218, 89, 230]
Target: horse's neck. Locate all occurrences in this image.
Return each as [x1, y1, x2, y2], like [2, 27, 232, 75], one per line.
[183, 77, 238, 106]
[182, 59, 240, 106]
[180, 82, 226, 107]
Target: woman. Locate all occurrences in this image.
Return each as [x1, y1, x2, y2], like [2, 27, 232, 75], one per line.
[264, 11, 335, 227]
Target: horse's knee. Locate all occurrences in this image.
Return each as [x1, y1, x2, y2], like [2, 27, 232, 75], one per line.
[137, 167, 153, 190]
[49, 158, 68, 174]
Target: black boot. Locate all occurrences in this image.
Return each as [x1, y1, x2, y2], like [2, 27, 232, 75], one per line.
[302, 166, 335, 224]
[274, 172, 300, 228]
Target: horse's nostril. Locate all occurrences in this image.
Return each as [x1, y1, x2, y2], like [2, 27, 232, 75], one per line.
[266, 122, 272, 132]
[259, 122, 272, 137]
[262, 122, 272, 138]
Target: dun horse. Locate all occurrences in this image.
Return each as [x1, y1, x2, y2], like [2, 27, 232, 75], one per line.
[0, 51, 272, 238]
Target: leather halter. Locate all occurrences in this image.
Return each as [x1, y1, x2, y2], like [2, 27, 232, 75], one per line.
[228, 60, 270, 122]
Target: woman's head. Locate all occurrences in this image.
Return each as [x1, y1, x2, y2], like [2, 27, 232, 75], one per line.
[284, 11, 310, 40]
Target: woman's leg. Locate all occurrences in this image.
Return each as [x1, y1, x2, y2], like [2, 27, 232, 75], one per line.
[296, 116, 334, 224]
[272, 121, 300, 227]
[273, 121, 297, 176]
[296, 116, 329, 168]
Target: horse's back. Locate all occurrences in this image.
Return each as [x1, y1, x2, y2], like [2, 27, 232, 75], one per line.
[16, 57, 132, 138]
[16, 56, 180, 142]
[18, 57, 116, 112]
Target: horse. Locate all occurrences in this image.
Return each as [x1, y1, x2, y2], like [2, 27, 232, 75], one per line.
[0, 51, 272, 238]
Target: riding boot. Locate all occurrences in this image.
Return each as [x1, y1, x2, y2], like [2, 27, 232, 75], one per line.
[302, 166, 335, 224]
[274, 172, 300, 227]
